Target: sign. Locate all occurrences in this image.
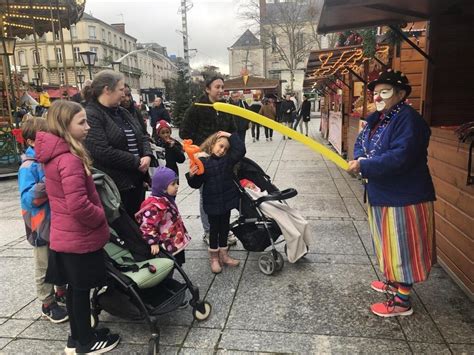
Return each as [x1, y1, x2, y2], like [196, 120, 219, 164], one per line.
[328, 110, 343, 154]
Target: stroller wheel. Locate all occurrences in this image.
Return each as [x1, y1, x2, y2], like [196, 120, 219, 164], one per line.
[274, 251, 284, 271]
[148, 334, 159, 355]
[258, 253, 276, 275]
[193, 301, 212, 321]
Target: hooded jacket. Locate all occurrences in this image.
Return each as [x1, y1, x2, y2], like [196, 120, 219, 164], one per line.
[185, 133, 246, 215]
[35, 132, 109, 254]
[179, 94, 236, 146]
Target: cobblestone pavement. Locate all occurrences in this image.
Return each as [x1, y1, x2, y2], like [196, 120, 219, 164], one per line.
[0, 118, 472, 354]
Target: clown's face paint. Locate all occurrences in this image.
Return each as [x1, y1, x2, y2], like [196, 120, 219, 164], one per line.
[373, 85, 400, 112]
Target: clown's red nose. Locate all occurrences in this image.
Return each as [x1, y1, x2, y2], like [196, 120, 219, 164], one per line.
[375, 95, 383, 102]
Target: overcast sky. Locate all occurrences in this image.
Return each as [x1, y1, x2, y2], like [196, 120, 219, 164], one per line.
[85, 0, 252, 74]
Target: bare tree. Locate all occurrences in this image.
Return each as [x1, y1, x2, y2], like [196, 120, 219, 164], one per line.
[241, 0, 324, 91]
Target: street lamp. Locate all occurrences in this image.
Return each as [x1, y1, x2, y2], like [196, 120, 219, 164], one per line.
[112, 61, 121, 72]
[0, 36, 16, 55]
[32, 77, 40, 88]
[77, 72, 85, 89]
[79, 50, 97, 79]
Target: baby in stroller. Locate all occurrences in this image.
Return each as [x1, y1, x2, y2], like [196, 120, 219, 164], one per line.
[239, 178, 311, 263]
[231, 158, 310, 275]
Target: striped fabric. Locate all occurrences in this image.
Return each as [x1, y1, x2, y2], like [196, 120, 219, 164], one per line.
[368, 201, 435, 284]
[123, 127, 139, 157]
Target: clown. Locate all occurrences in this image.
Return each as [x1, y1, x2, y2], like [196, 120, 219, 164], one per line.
[347, 69, 436, 318]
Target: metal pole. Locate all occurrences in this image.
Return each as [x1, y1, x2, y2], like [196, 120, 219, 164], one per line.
[49, 0, 62, 86]
[87, 65, 92, 80]
[56, 0, 70, 96]
[4, 0, 17, 112]
[66, 5, 78, 88]
[30, 0, 43, 83]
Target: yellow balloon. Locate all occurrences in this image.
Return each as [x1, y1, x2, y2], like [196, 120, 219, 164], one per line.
[194, 102, 349, 170]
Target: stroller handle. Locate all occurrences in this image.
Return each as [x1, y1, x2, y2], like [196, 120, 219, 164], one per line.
[254, 188, 297, 207]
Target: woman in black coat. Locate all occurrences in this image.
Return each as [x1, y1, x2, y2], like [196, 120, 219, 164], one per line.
[298, 95, 311, 136]
[84, 70, 154, 218]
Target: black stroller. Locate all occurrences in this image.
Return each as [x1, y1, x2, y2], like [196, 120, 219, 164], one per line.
[231, 157, 300, 275]
[92, 169, 211, 354]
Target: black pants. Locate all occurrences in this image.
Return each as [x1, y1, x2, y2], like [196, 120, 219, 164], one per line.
[208, 211, 231, 249]
[251, 123, 260, 140]
[66, 286, 93, 345]
[237, 130, 247, 146]
[120, 184, 146, 220]
[264, 127, 273, 138]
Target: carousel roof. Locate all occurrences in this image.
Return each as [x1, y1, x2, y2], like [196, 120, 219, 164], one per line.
[0, 0, 85, 38]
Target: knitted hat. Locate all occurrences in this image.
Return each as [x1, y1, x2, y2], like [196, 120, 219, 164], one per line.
[152, 167, 178, 197]
[367, 69, 412, 97]
[156, 120, 171, 134]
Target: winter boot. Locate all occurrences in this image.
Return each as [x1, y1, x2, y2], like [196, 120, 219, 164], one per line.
[208, 248, 222, 274]
[219, 247, 240, 267]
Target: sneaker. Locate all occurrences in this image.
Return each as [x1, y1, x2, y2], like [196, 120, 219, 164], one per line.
[41, 302, 68, 324]
[371, 296, 413, 317]
[371, 280, 398, 295]
[227, 232, 237, 246]
[266, 138, 269, 141]
[64, 328, 111, 355]
[54, 291, 66, 306]
[76, 333, 120, 354]
[202, 232, 210, 245]
[252, 138, 256, 142]
[270, 137, 273, 141]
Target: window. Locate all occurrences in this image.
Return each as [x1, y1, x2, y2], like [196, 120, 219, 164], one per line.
[119, 38, 123, 49]
[70, 25, 77, 38]
[88, 26, 96, 39]
[271, 34, 277, 53]
[102, 29, 106, 41]
[54, 31, 60, 40]
[114, 34, 117, 47]
[90, 47, 99, 59]
[108, 32, 112, 44]
[56, 47, 63, 63]
[73, 47, 80, 62]
[32, 50, 41, 65]
[59, 71, 65, 85]
[18, 51, 27, 66]
[296, 33, 304, 51]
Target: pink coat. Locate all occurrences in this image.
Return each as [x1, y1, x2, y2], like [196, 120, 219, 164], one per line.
[35, 132, 109, 254]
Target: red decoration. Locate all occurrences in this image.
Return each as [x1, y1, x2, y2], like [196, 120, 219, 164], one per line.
[12, 129, 24, 145]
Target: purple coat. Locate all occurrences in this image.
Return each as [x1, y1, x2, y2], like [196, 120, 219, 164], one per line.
[35, 132, 109, 254]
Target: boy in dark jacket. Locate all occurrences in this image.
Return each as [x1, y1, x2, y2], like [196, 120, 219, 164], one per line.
[186, 131, 246, 273]
[155, 120, 185, 178]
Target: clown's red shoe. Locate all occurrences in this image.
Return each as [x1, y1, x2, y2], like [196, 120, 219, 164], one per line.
[370, 280, 398, 295]
[371, 297, 413, 317]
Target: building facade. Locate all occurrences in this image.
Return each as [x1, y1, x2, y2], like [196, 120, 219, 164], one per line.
[228, 30, 264, 78]
[14, 13, 140, 89]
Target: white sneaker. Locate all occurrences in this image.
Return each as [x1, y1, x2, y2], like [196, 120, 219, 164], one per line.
[252, 138, 256, 142]
[202, 232, 210, 245]
[227, 232, 237, 246]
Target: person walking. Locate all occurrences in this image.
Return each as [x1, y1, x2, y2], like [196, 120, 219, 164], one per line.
[259, 98, 277, 141]
[149, 97, 171, 139]
[249, 99, 262, 142]
[280, 94, 296, 139]
[186, 131, 246, 273]
[347, 69, 436, 317]
[228, 91, 249, 145]
[298, 95, 311, 136]
[36, 100, 120, 354]
[84, 70, 154, 219]
[179, 76, 238, 246]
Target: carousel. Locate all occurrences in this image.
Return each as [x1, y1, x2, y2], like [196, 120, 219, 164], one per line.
[0, 0, 84, 176]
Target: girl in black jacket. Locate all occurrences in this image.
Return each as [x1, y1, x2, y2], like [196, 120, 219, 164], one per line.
[186, 132, 246, 274]
[155, 120, 185, 179]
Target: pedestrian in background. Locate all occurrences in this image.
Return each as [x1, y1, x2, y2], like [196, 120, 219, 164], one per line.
[149, 97, 171, 140]
[36, 100, 120, 354]
[249, 98, 262, 142]
[280, 94, 296, 139]
[298, 95, 311, 136]
[228, 91, 249, 146]
[259, 98, 276, 141]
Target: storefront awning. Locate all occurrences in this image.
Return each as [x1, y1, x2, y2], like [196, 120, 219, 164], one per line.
[317, 0, 465, 34]
[224, 76, 280, 91]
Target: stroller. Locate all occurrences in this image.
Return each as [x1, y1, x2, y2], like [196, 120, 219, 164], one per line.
[231, 157, 305, 275]
[92, 169, 211, 354]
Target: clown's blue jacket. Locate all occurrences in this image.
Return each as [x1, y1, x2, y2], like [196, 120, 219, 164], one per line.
[354, 104, 436, 206]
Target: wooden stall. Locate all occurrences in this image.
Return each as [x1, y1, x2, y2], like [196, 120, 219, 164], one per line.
[317, 0, 474, 299]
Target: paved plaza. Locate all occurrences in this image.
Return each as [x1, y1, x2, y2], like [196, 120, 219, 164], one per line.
[0, 118, 473, 354]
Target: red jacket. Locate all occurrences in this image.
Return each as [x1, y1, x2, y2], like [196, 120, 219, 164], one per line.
[35, 132, 109, 253]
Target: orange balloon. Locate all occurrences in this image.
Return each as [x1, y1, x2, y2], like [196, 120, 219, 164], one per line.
[183, 139, 205, 175]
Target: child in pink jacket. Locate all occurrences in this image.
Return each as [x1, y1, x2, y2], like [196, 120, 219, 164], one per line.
[35, 100, 120, 354]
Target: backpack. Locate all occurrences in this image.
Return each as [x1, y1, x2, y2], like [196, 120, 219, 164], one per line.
[92, 168, 121, 223]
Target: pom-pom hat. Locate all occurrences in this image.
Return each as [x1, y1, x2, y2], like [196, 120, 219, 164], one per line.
[367, 69, 412, 97]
